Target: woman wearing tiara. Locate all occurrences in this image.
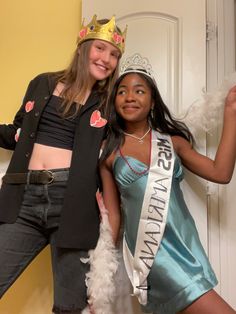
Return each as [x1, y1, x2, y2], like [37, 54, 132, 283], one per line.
[99, 54, 236, 313]
[0, 15, 126, 313]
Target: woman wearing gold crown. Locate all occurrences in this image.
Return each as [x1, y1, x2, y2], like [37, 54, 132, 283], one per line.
[0, 15, 126, 313]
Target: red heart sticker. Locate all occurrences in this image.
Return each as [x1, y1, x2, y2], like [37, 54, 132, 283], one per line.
[25, 101, 35, 113]
[79, 28, 87, 39]
[113, 32, 122, 44]
[90, 110, 107, 128]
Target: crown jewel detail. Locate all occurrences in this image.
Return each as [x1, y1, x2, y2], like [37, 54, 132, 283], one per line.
[77, 15, 127, 54]
[120, 53, 154, 79]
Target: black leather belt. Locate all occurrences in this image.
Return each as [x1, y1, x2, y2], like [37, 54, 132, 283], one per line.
[2, 169, 69, 185]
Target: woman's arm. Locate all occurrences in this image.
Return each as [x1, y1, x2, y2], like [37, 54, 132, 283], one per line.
[99, 155, 121, 244]
[173, 85, 236, 184]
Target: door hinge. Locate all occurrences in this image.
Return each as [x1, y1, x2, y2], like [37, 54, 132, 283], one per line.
[206, 21, 217, 41]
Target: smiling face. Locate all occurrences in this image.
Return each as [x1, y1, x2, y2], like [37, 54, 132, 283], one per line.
[115, 73, 153, 126]
[88, 39, 120, 84]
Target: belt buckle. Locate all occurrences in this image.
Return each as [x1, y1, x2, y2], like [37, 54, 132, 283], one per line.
[42, 170, 54, 184]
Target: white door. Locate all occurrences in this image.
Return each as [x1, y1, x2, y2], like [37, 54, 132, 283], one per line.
[83, 1, 207, 313]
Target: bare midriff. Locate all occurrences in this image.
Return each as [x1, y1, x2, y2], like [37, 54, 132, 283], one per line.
[28, 143, 72, 170]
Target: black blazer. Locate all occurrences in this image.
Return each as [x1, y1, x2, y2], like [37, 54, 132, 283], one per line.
[0, 73, 106, 249]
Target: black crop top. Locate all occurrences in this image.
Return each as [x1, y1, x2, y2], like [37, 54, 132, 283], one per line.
[35, 95, 77, 150]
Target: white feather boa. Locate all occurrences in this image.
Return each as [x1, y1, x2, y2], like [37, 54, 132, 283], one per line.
[179, 72, 236, 135]
[81, 191, 119, 314]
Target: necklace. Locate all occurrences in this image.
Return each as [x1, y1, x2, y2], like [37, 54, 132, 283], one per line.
[119, 130, 152, 176]
[123, 126, 151, 144]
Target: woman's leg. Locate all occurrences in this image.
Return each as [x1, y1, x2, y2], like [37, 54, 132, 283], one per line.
[178, 289, 236, 314]
[50, 246, 90, 314]
[0, 183, 52, 298]
[0, 219, 47, 298]
[43, 179, 90, 314]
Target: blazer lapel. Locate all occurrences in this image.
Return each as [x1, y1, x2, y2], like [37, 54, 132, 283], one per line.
[79, 91, 100, 116]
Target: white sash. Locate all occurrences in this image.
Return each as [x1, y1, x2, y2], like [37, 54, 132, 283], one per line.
[123, 130, 175, 305]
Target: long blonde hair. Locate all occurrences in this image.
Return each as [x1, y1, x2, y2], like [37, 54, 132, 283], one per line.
[54, 39, 120, 117]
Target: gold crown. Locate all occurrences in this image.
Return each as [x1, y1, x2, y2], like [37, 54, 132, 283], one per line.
[77, 15, 127, 54]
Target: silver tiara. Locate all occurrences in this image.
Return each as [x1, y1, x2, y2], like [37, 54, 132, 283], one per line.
[120, 53, 154, 79]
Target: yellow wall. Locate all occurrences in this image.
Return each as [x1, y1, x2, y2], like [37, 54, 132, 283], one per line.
[0, 1, 81, 313]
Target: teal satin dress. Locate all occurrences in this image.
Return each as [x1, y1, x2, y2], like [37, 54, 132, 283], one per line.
[113, 154, 217, 314]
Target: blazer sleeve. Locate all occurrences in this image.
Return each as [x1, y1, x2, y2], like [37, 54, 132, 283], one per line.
[0, 78, 37, 150]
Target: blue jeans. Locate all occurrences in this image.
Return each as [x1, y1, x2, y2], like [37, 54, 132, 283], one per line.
[0, 170, 89, 313]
